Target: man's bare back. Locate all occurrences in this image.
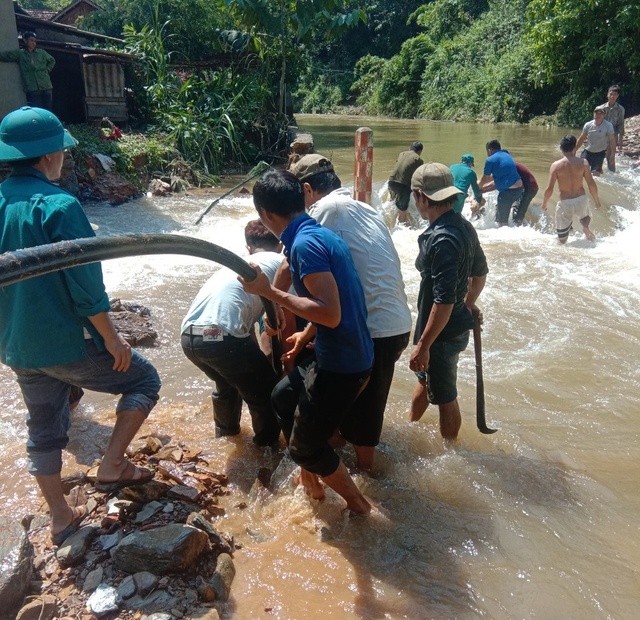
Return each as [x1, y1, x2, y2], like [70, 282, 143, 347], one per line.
[542, 152, 601, 211]
[552, 154, 590, 200]
[542, 136, 602, 243]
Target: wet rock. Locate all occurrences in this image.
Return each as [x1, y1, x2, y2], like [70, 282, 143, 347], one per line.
[171, 609, 184, 618]
[196, 581, 216, 602]
[121, 480, 171, 503]
[133, 571, 159, 597]
[56, 526, 97, 567]
[117, 575, 136, 600]
[60, 471, 88, 494]
[99, 529, 124, 550]
[109, 310, 158, 347]
[168, 484, 201, 502]
[122, 589, 176, 612]
[190, 608, 221, 620]
[134, 500, 164, 524]
[186, 513, 233, 555]
[210, 553, 235, 602]
[112, 524, 208, 575]
[83, 155, 138, 205]
[15, 594, 57, 620]
[82, 566, 103, 593]
[143, 614, 173, 620]
[86, 584, 119, 617]
[146, 436, 164, 454]
[149, 178, 171, 196]
[0, 516, 34, 614]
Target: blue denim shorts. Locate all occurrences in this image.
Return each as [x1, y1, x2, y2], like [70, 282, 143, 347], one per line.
[414, 331, 469, 405]
[12, 340, 160, 476]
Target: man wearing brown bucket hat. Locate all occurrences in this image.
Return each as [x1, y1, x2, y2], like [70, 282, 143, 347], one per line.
[408, 162, 488, 440]
[0, 107, 160, 546]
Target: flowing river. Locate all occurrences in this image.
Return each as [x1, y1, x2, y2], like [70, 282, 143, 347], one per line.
[1, 114, 639, 619]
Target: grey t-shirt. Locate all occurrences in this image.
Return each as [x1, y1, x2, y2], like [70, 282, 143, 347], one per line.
[581, 119, 614, 153]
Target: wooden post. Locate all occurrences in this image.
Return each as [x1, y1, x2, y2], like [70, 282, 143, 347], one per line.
[353, 127, 373, 204]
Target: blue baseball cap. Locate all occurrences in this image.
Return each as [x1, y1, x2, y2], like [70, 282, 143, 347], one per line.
[461, 154, 475, 166]
[0, 106, 77, 162]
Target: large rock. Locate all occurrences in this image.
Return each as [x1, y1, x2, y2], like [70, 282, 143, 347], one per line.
[56, 525, 97, 567]
[92, 173, 138, 204]
[112, 524, 208, 575]
[210, 553, 235, 602]
[15, 595, 57, 620]
[0, 516, 34, 615]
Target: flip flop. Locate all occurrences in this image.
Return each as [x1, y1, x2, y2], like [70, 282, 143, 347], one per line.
[51, 505, 88, 546]
[94, 461, 155, 494]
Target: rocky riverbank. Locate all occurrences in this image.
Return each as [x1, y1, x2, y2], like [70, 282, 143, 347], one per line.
[622, 114, 640, 161]
[0, 432, 262, 620]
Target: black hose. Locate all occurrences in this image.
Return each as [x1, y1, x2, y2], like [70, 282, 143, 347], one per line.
[0, 234, 282, 373]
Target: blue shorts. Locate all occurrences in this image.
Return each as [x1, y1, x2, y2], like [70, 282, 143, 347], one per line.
[12, 340, 160, 476]
[414, 331, 469, 405]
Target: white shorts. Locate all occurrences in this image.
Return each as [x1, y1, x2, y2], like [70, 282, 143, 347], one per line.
[556, 195, 590, 240]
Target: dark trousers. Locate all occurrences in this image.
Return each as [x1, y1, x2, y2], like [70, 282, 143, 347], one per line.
[26, 90, 53, 111]
[272, 357, 371, 476]
[512, 188, 538, 225]
[181, 332, 281, 446]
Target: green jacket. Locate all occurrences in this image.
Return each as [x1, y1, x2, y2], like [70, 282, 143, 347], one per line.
[0, 168, 110, 369]
[0, 48, 55, 92]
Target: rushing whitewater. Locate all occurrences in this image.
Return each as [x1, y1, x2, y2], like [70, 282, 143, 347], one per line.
[1, 117, 639, 619]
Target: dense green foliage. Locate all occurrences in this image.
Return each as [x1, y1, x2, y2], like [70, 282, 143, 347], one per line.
[24, 0, 640, 132]
[67, 124, 177, 187]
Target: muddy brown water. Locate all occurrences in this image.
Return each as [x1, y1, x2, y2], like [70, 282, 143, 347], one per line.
[1, 114, 639, 619]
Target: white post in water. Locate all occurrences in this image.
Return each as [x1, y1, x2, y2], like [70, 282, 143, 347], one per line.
[0, 0, 27, 119]
[354, 127, 373, 205]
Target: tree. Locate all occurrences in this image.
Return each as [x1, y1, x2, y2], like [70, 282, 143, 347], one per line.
[221, 0, 366, 113]
[527, 0, 640, 123]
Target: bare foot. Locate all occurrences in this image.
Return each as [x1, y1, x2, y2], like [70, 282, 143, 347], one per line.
[343, 495, 372, 515]
[583, 226, 595, 241]
[296, 469, 325, 500]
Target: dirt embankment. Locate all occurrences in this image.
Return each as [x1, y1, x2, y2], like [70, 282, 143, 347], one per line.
[622, 114, 640, 160]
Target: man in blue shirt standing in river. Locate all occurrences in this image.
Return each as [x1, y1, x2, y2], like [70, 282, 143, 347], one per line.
[478, 140, 523, 227]
[239, 169, 374, 514]
[0, 107, 160, 546]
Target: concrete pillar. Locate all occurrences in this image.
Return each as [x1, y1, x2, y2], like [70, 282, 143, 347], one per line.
[353, 127, 373, 205]
[0, 0, 27, 120]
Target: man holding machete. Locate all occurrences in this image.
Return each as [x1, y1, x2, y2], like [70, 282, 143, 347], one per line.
[408, 163, 488, 440]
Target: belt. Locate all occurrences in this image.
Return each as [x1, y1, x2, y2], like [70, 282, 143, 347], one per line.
[183, 325, 227, 338]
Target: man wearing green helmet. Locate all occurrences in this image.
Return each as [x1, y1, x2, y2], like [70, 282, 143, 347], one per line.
[0, 107, 161, 546]
[449, 154, 485, 216]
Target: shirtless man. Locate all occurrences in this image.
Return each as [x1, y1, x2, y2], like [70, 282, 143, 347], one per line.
[541, 135, 602, 243]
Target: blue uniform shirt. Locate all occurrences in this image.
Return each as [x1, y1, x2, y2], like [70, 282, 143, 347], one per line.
[0, 168, 110, 368]
[280, 213, 373, 374]
[483, 150, 521, 192]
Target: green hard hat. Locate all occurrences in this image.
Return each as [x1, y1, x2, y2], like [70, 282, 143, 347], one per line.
[0, 106, 78, 162]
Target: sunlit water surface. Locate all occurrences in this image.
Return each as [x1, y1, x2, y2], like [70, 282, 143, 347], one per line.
[1, 115, 639, 619]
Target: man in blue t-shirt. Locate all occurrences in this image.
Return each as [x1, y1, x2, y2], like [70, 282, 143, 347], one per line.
[478, 140, 524, 226]
[239, 169, 374, 515]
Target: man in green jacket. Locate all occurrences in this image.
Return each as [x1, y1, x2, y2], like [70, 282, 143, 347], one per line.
[0, 32, 55, 110]
[0, 107, 161, 546]
[449, 154, 485, 215]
